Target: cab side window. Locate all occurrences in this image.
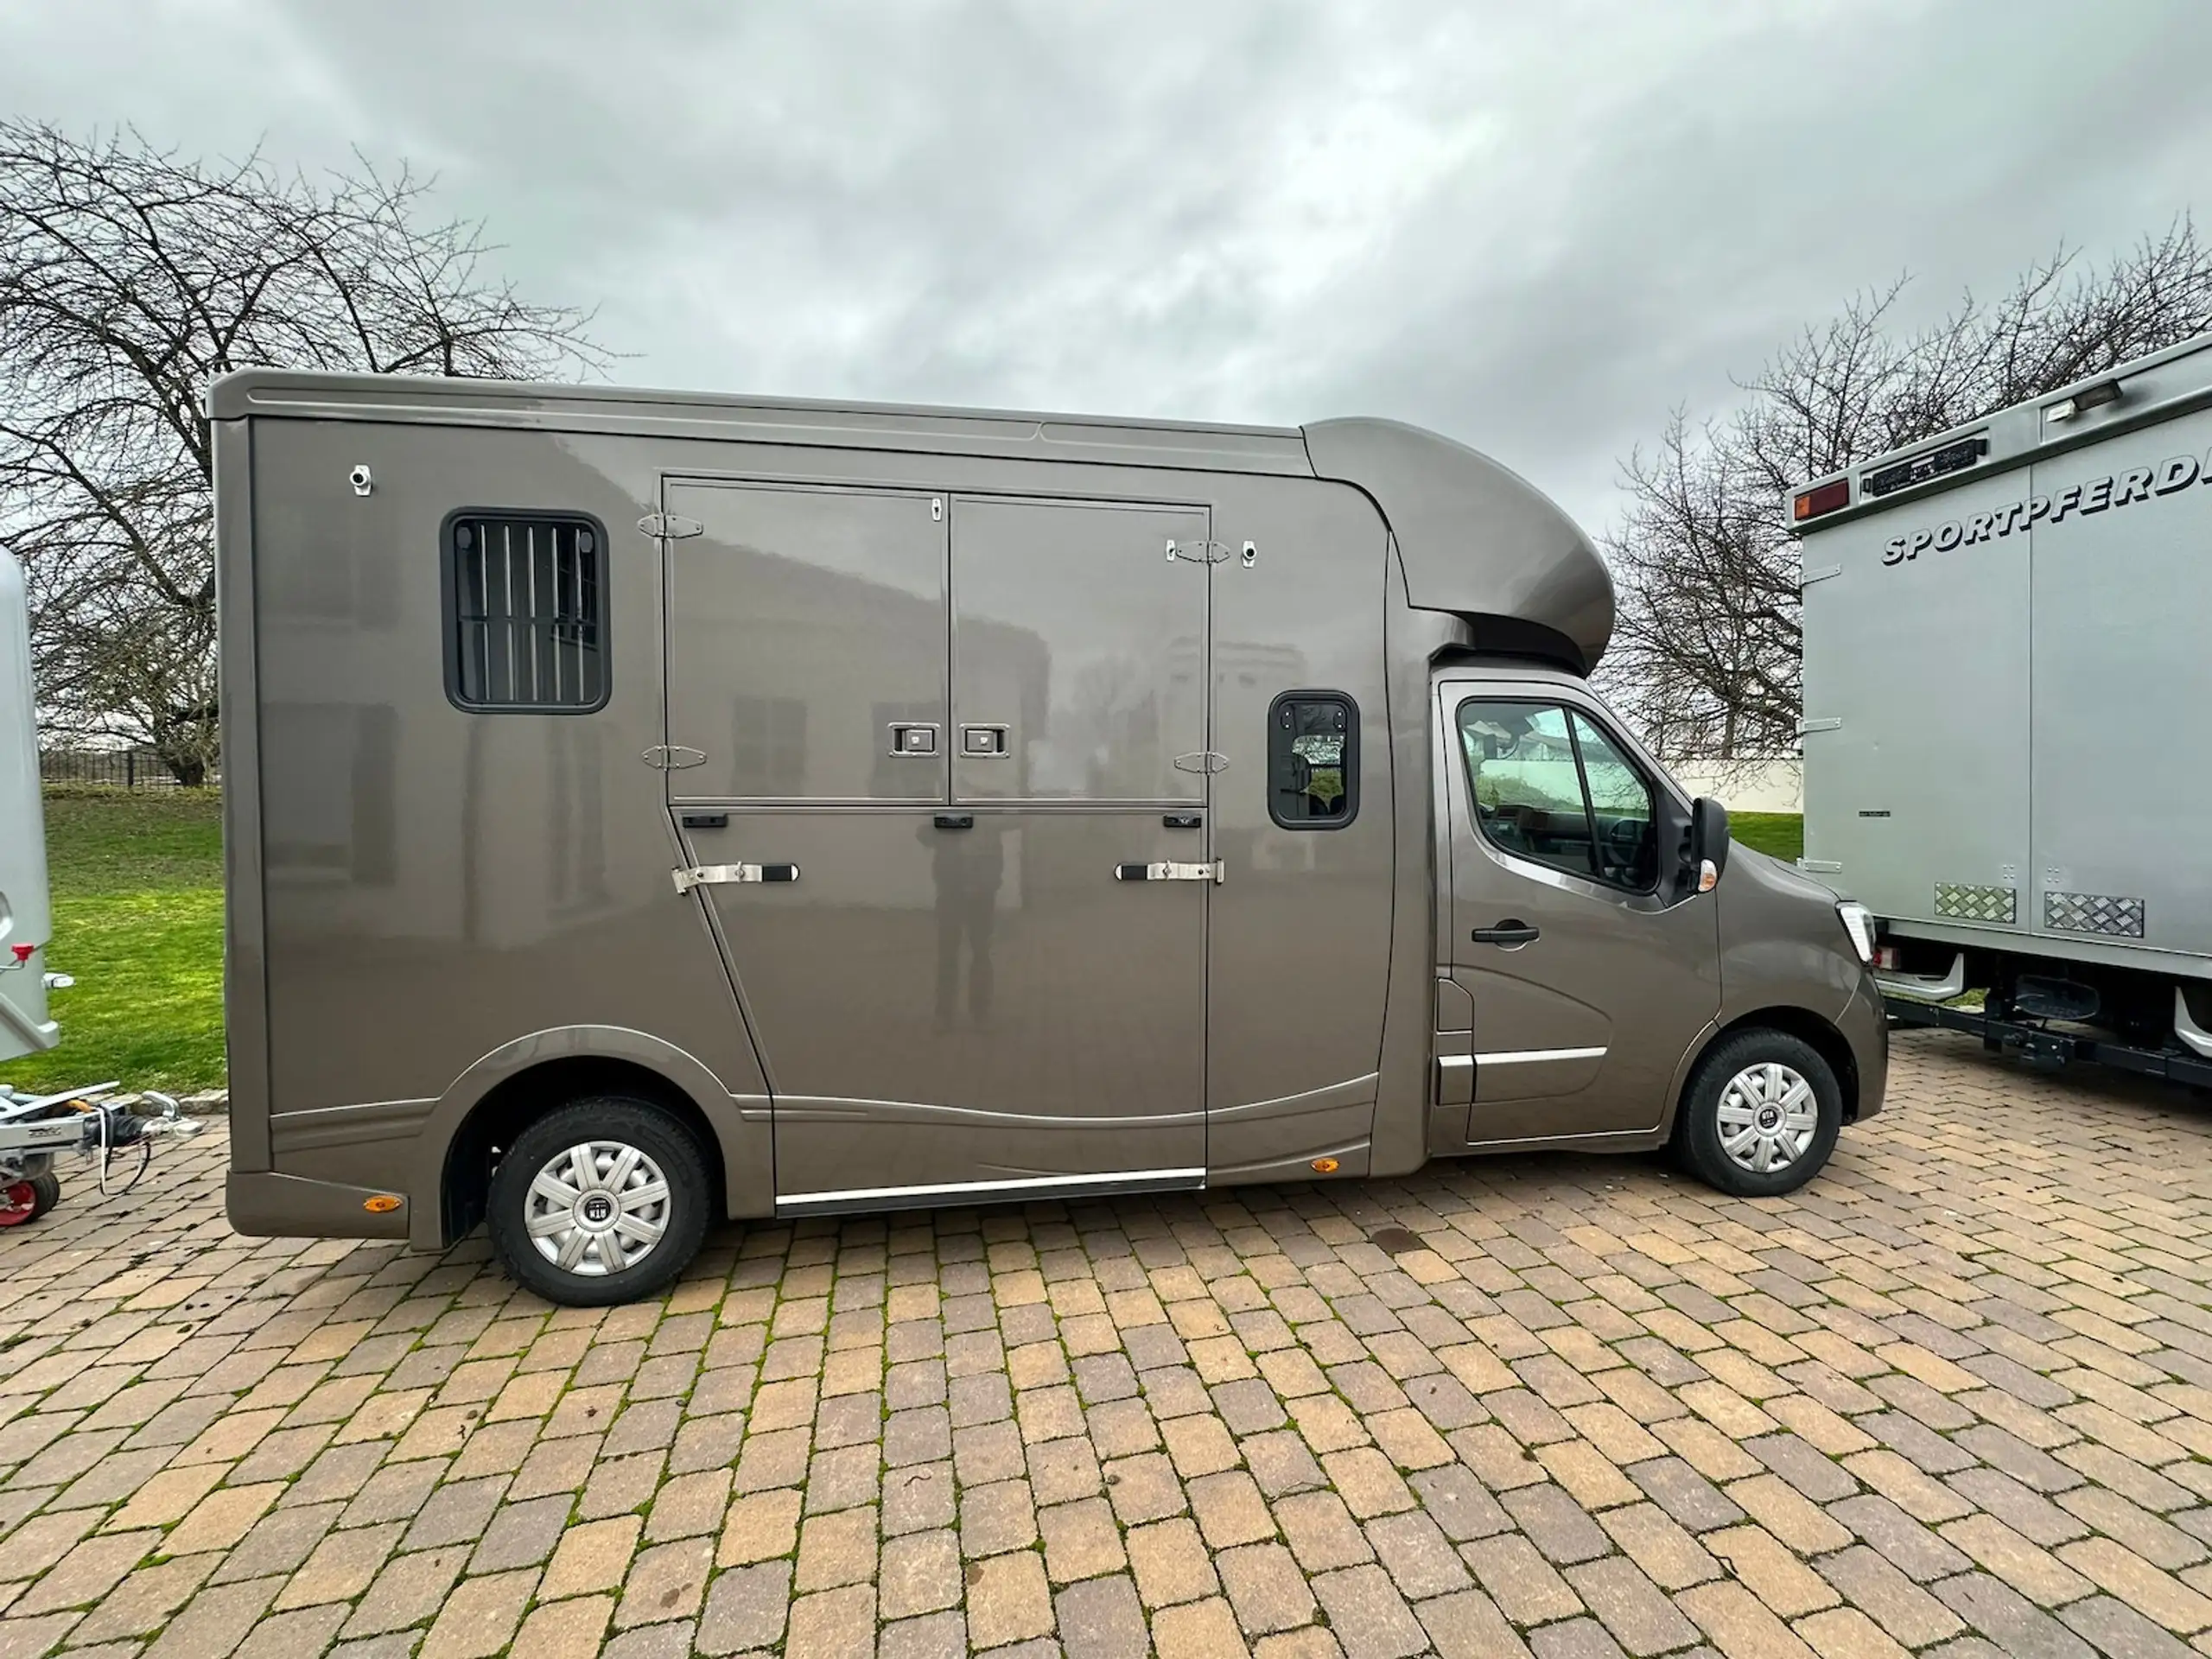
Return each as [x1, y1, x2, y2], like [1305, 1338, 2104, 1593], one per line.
[1571, 712, 1658, 889]
[1268, 692, 1358, 828]
[1459, 699, 1657, 893]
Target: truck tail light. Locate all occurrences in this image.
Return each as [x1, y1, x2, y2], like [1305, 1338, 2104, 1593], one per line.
[1872, 944, 1900, 970]
[1793, 479, 1850, 523]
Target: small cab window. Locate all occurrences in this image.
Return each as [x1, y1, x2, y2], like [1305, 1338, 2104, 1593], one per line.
[1268, 693, 1357, 828]
[1459, 699, 1657, 891]
[446, 512, 607, 712]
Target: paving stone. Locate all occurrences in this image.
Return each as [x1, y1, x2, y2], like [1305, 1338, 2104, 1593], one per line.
[1564, 1554, 1701, 1656]
[1932, 1572, 2097, 1659]
[1816, 1544, 1967, 1649]
[880, 1609, 970, 1659]
[1041, 1496, 1127, 1584]
[614, 1535, 713, 1629]
[966, 1548, 1054, 1649]
[1057, 1573, 1151, 1659]
[1311, 1562, 1430, 1659]
[1832, 1493, 1974, 1582]
[2056, 1594, 2201, 1659]
[340, 1543, 468, 1638]
[697, 1560, 791, 1654]
[418, 1566, 535, 1658]
[1129, 1516, 1220, 1608]
[1218, 1541, 1319, 1636]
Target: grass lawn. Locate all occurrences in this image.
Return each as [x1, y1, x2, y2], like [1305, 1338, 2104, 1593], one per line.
[0, 788, 226, 1095]
[1730, 810, 1804, 863]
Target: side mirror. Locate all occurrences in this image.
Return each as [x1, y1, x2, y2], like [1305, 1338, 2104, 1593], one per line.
[1689, 798, 1731, 893]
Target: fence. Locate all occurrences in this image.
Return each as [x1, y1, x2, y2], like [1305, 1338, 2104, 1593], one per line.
[39, 749, 217, 790]
[1666, 759, 1802, 813]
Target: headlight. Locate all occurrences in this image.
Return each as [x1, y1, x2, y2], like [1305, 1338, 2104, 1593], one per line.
[1836, 901, 1877, 965]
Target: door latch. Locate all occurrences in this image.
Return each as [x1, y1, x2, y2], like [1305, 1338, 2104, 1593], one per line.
[1166, 539, 1231, 564]
[1114, 861, 1224, 883]
[673, 863, 799, 893]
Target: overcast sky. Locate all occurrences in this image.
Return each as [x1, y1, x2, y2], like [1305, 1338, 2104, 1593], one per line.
[4, 0, 2208, 535]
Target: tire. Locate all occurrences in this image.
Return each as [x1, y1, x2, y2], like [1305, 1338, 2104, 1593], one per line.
[1674, 1029, 1842, 1198]
[27, 1171, 59, 1221]
[486, 1096, 713, 1306]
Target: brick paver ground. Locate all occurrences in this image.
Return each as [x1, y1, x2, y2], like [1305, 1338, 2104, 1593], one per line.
[6, 1028, 2212, 1657]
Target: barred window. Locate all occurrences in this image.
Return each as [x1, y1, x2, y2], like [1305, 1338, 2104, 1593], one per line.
[446, 513, 607, 712]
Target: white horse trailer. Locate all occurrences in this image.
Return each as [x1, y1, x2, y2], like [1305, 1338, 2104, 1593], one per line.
[0, 546, 197, 1224]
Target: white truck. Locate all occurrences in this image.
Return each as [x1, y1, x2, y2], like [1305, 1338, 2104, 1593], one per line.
[1792, 329, 2212, 1082]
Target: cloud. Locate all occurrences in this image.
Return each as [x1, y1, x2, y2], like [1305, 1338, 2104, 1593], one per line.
[3, 0, 2207, 534]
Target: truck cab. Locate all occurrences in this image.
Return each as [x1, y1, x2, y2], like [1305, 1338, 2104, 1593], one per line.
[1431, 658, 1886, 1187]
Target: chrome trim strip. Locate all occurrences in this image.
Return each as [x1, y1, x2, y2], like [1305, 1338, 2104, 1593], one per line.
[1471, 1046, 1607, 1065]
[1876, 953, 1967, 1004]
[2175, 988, 2212, 1060]
[773, 1096, 1204, 1129]
[778, 1166, 1205, 1214]
[270, 1096, 437, 1123]
[1210, 1072, 1379, 1121]
[1435, 1055, 1473, 1071]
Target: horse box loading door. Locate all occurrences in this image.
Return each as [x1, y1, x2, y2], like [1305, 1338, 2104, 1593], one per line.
[662, 479, 1215, 1209]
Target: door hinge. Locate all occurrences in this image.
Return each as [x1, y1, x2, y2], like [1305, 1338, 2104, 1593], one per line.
[638, 512, 703, 539]
[640, 745, 708, 770]
[1166, 539, 1231, 564]
[1114, 861, 1224, 883]
[1173, 751, 1230, 773]
[1797, 717, 1842, 735]
[931, 497, 944, 522]
[673, 862, 799, 893]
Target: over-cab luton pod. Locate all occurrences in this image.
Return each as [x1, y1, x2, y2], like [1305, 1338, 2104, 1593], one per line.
[212, 372, 1886, 1305]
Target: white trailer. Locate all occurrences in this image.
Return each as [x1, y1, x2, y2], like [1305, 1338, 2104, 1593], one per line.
[0, 546, 197, 1224]
[0, 547, 55, 1062]
[1791, 329, 2212, 1081]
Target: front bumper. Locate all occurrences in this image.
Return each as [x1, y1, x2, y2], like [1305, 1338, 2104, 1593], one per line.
[1839, 969, 1890, 1122]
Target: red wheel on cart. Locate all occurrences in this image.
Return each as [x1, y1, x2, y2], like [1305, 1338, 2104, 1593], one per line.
[0, 1179, 38, 1225]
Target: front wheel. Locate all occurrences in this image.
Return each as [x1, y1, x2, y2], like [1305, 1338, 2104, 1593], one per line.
[487, 1097, 713, 1306]
[1675, 1030, 1841, 1198]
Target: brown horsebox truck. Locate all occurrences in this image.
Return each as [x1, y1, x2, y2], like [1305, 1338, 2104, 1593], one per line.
[211, 372, 1886, 1306]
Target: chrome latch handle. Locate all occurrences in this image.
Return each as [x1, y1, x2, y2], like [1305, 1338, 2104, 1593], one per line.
[673, 863, 800, 893]
[1113, 861, 1224, 883]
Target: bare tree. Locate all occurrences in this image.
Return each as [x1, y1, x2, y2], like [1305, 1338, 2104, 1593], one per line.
[1603, 219, 2212, 764]
[0, 122, 610, 784]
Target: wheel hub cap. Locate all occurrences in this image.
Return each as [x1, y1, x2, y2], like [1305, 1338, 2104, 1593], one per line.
[524, 1141, 671, 1276]
[1715, 1062, 1817, 1174]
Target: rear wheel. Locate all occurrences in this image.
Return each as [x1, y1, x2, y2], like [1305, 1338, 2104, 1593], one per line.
[487, 1097, 713, 1306]
[1675, 1029, 1841, 1198]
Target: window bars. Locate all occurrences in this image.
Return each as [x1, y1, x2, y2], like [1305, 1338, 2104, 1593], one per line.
[450, 515, 605, 711]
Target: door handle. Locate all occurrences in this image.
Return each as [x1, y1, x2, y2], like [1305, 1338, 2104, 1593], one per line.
[933, 815, 974, 830]
[1116, 861, 1224, 883]
[673, 863, 799, 893]
[1471, 923, 1540, 946]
